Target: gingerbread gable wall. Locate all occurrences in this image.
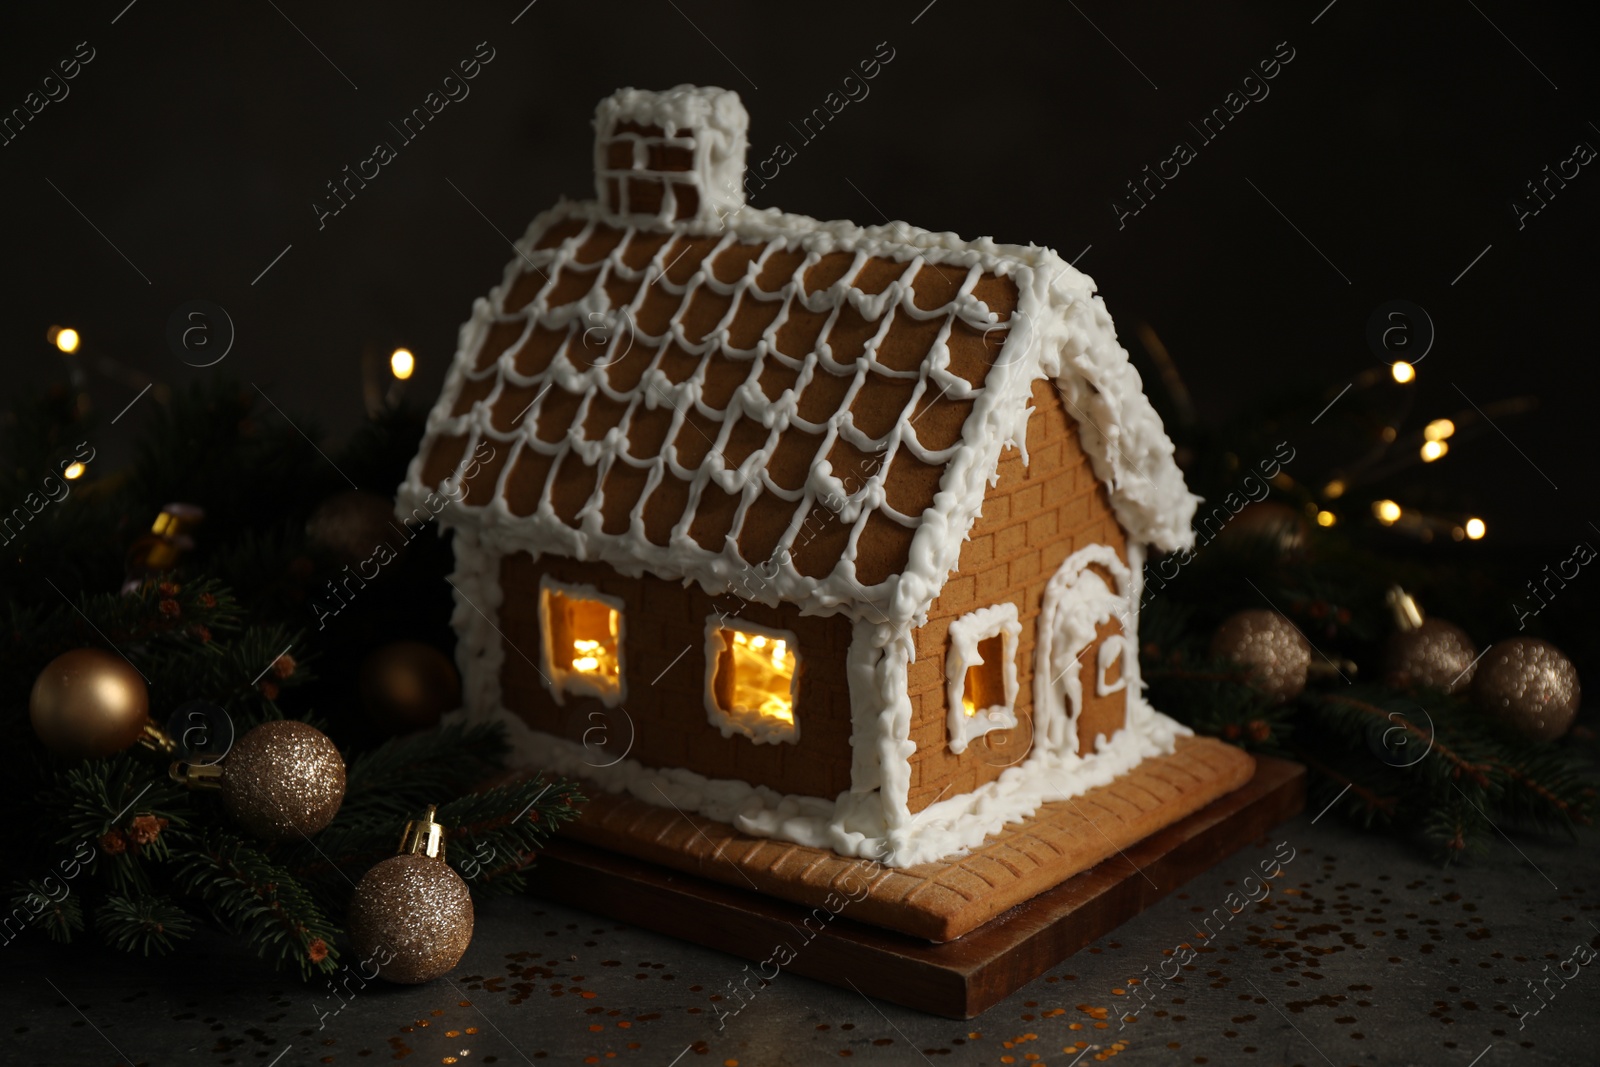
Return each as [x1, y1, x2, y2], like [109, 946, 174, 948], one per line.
[905, 378, 1127, 814]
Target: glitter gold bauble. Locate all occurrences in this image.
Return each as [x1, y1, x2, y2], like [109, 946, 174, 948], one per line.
[359, 641, 461, 733]
[348, 807, 474, 984]
[1210, 609, 1311, 702]
[1471, 637, 1581, 741]
[1385, 619, 1479, 694]
[221, 720, 346, 840]
[29, 649, 151, 758]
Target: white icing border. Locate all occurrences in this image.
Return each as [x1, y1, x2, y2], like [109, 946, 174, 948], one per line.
[594, 84, 747, 224]
[701, 617, 801, 745]
[944, 602, 1022, 755]
[538, 576, 627, 708]
[1096, 635, 1130, 698]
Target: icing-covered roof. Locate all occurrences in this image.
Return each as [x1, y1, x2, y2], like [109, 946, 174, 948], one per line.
[399, 87, 1197, 625]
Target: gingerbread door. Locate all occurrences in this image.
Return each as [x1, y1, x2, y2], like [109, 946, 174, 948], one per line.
[1034, 547, 1133, 759]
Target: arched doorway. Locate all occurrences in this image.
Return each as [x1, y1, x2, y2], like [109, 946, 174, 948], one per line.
[1034, 545, 1133, 758]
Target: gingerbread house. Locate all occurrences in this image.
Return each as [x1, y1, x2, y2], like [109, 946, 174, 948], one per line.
[399, 86, 1201, 868]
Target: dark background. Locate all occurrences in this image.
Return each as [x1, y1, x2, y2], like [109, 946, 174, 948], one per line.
[2, 1, 1593, 621]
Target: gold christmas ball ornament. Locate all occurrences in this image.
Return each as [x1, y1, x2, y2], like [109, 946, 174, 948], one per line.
[1385, 619, 1479, 694]
[348, 806, 474, 984]
[1383, 587, 1478, 695]
[305, 490, 402, 565]
[29, 649, 152, 758]
[220, 720, 346, 840]
[1211, 609, 1312, 702]
[1472, 637, 1581, 742]
[360, 641, 461, 733]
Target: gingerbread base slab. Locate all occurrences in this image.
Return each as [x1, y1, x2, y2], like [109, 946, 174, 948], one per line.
[560, 735, 1255, 942]
[529, 754, 1305, 1018]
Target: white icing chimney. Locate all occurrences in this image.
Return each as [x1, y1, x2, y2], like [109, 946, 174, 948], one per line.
[593, 85, 748, 225]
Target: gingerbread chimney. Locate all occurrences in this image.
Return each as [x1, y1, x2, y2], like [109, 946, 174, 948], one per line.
[592, 85, 748, 225]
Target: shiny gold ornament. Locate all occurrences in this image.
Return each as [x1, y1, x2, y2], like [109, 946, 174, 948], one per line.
[29, 649, 165, 758]
[1382, 588, 1478, 694]
[348, 806, 474, 984]
[305, 490, 402, 566]
[359, 641, 460, 733]
[218, 721, 346, 840]
[1210, 609, 1311, 702]
[1472, 637, 1580, 741]
[123, 503, 204, 593]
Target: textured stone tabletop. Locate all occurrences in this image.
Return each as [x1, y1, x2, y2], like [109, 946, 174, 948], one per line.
[8, 810, 1595, 1066]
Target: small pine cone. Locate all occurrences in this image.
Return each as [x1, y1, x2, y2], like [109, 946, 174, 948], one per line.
[1248, 720, 1272, 743]
[190, 625, 212, 644]
[198, 593, 217, 608]
[128, 814, 168, 846]
[99, 831, 128, 855]
[158, 581, 181, 597]
[259, 680, 280, 701]
[308, 938, 329, 962]
[159, 598, 181, 618]
[272, 653, 297, 679]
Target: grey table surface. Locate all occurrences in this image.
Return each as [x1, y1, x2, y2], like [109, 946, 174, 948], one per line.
[7, 811, 1596, 1067]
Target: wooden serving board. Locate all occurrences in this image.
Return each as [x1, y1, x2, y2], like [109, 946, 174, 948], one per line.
[527, 754, 1305, 1018]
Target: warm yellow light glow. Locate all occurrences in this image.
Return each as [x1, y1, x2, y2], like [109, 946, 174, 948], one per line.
[725, 630, 796, 724]
[1323, 480, 1346, 499]
[543, 587, 621, 695]
[53, 327, 81, 354]
[1391, 361, 1415, 383]
[1316, 510, 1337, 527]
[1465, 518, 1486, 540]
[1424, 418, 1455, 442]
[571, 638, 605, 674]
[389, 348, 415, 380]
[1420, 440, 1449, 462]
[1374, 499, 1402, 525]
[1381, 426, 1398, 443]
[961, 635, 1005, 716]
[63, 462, 86, 480]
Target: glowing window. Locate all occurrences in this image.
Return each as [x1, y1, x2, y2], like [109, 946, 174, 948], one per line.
[539, 578, 625, 706]
[704, 621, 800, 745]
[946, 603, 1021, 754]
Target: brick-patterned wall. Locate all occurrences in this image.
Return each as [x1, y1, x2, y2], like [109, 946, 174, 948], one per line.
[498, 552, 856, 799]
[905, 379, 1128, 814]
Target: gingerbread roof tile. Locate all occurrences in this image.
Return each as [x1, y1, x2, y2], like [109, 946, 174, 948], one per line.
[400, 86, 1197, 626]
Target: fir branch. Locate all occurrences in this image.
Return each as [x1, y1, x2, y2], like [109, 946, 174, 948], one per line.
[94, 895, 197, 956]
[438, 777, 585, 896]
[4, 881, 85, 946]
[169, 830, 341, 978]
[1291, 748, 1402, 827]
[1306, 691, 1491, 785]
[340, 721, 510, 820]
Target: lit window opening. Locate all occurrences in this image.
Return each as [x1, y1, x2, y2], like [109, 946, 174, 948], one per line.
[963, 634, 1007, 716]
[704, 621, 800, 744]
[946, 603, 1021, 755]
[539, 578, 625, 706]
